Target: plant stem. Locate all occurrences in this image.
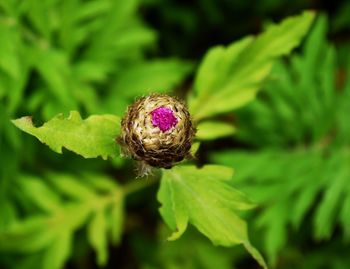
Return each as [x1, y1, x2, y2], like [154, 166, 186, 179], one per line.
[123, 175, 160, 196]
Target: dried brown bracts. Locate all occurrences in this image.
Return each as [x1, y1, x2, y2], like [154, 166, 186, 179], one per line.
[119, 94, 196, 175]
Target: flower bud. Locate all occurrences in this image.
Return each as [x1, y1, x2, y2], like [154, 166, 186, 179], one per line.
[119, 94, 196, 175]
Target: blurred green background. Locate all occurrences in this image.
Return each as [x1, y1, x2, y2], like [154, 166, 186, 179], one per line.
[1, 0, 350, 268]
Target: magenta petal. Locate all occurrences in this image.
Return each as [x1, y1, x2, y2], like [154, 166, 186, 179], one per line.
[151, 107, 178, 132]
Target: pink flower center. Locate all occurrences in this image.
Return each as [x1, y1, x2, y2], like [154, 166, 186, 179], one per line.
[151, 107, 178, 132]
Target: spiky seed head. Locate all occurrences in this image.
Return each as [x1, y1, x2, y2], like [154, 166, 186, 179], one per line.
[119, 94, 196, 175]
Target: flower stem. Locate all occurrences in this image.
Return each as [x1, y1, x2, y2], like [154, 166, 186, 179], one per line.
[123, 174, 160, 196]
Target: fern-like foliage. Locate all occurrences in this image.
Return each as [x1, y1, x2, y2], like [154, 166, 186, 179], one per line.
[212, 15, 350, 266]
[0, 1, 191, 268]
[0, 173, 123, 269]
[0, 0, 192, 119]
[236, 14, 340, 148]
[1, 4, 318, 267]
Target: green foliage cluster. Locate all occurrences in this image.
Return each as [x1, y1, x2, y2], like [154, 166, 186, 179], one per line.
[3, 7, 315, 269]
[0, 0, 191, 268]
[0, 0, 193, 119]
[1, 173, 123, 268]
[3, 2, 346, 269]
[212, 15, 350, 268]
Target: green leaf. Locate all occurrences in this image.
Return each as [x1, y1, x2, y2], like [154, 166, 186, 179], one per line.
[46, 173, 97, 201]
[188, 11, 315, 121]
[42, 231, 72, 269]
[314, 154, 349, 240]
[31, 47, 75, 108]
[2, 172, 125, 267]
[105, 59, 192, 115]
[82, 173, 119, 192]
[113, 59, 193, 97]
[17, 174, 61, 213]
[76, 0, 111, 21]
[152, 226, 235, 269]
[88, 209, 108, 266]
[211, 146, 350, 262]
[83, 0, 155, 67]
[256, 203, 289, 266]
[0, 217, 55, 253]
[0, 24, 21, 79]
[157, 165, 267, 269]
[108, 197, 124, 245]
[196, 121, 236, 140]
[235, 15, 338, 148]
[340, 194, 350, 240]
[26, 0, 53, 39]
[0, 200, 17, 232]
[12, 111, 120, 160]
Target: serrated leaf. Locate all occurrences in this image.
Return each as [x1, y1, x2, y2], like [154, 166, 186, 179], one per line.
[291, 182, 320, 229]
[0, 217, 55, 253]
[82, 173, 119, 192]
[154, 226, 234, 269]
[12, 111, 120, 160]
[46, 173, 97, 201]
[73, 61, 110, 83]
[31, 47, 75, 108]
[114, 59, 193, 97]
[0, 200, 17, 232]
[157, 165, 267, 269]
[26, 0, 52, 39]
[0, 24, 21, 79]
[88, 209, 108, 266]
[42, 231, 72, 269]
[17, 174, 61, 213]
[76, 0, 111, 21]
[235, 15, 339, 148]
[105, 59, 192, 115]
[256, 203, 289, 266]
[108, 197, 124, 245]
[113, 26, 156, 52]
[340, 194, 350, 240]
[314, 155, 348, 240]
[210, 149, 323, 263]
[189, 11, 315, 121]
[83, 0, 153, 63]
[196, 121, 236, 140]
